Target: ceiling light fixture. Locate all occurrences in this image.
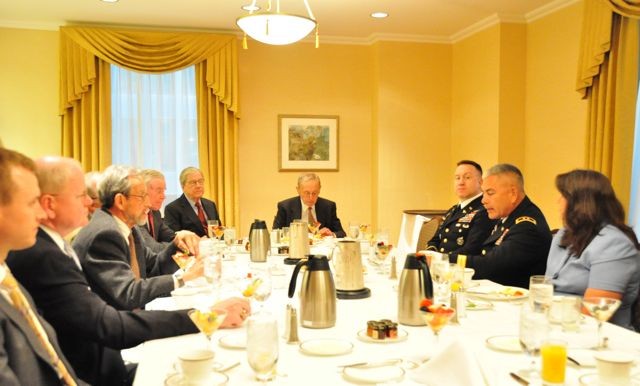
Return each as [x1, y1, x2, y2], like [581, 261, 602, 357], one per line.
[100, 0, 119, 3]
[236, 0, 318, 48]
[370, 12, 388, 19]
[241, 4, 261, 12]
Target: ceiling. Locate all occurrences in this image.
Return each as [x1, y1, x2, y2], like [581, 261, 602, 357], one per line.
[0, 0, 576, 43]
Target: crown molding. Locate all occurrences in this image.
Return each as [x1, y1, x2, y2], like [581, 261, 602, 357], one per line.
[526, 0, 581, 22]
[0, 20, 60, 31]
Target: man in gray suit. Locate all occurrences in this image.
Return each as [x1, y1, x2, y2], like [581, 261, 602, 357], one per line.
[137, 169, 175, 253]
[0, 148, 85, 385]
[73, 165, 204, 310]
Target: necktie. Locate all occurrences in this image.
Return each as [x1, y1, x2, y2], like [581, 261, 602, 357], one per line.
[1, 269, 77, 386]
[62, 240, 82, 271]
[128, 233, 141, 280]
[195, 201, 207, 231]
[307, 206, 316, 225]
[147, 211, 155, 240]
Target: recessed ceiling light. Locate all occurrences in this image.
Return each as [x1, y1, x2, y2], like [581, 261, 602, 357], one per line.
[100, 0, 119, 3]
[371, 12, 388, 19]
[242, 4, 261, 12]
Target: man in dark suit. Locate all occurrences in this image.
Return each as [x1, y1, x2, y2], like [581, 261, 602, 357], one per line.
[426, 160, 495, 255]
[272, 172, 346, 237]
[0, 149, 85, 386]
[164, 167, 220, 237]
[451, 164, 552, 289]
[73, 165, 205, 310]
[137, 169, 175, 253]
[7, 156, 249, 386]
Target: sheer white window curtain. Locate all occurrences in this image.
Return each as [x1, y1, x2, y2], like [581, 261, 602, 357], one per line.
[111, 65, 199, 209]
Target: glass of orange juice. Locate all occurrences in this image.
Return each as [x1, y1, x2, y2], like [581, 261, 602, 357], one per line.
[541, 339, 567, 385]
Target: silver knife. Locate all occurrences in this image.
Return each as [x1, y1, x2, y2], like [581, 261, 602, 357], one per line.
[338, 358, 402, 369]
[509, 372, 529, 385]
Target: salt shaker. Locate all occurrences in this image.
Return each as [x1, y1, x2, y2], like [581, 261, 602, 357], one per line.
[449, 292, 460, 324]
[389, 256, 397, 279]
[282, 304, 291, 339]
[286, 307, 300, 344]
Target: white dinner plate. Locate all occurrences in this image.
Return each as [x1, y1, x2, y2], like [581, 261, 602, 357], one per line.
[578, 373, 640, 386]
[356, 329, 408, 344]
[218, 333, 246, 350]
[165, 371, 228, 386]
[485, 335, 523, 353]
[465, 299, 494, 311]
[467, 285, 529, 301]
[299, 339, 354, 356]
[342, 365, 405, 384]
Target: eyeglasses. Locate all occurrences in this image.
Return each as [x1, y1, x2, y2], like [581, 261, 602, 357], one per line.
[127, 193, 148, 201]
[186, 179, 205, 187]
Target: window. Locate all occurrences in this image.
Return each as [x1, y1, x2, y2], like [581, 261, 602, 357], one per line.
[111, 65, 198, 208]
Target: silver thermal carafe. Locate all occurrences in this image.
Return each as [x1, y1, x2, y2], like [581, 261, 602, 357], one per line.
[397, 253, 433, 326]
[288, 255, 336, 328]
[249, 219, 270, 262]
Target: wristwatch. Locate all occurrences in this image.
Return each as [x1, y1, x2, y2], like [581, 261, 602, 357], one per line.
[173, 271, 185, 288]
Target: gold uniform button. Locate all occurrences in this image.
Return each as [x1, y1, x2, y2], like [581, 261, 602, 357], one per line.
[443, 238, 448, 243]
[445, 228, 449, 233]
[440, 248, 445, 252]
[482, 249, 486, 255]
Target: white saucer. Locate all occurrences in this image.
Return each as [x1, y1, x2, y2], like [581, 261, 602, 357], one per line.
[218, 333, 246, 350]
[356, 329, 408, 344]
[165, 371, 228, 385]
[578, 373, 640, 386]
[342, 365, 405, 384]
[466, 299, 493, 311]
[299, 339, 354, 356]
[485, 335, 522, 353]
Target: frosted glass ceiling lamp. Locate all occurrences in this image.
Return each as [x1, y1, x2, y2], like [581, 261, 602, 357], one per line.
[237, 0, 318, 48]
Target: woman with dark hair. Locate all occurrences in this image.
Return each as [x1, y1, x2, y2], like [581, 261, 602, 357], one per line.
[545, 169, 640, 329]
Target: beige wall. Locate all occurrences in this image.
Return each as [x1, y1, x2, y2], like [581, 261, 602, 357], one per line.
[238, 43, 374, 236]
[525, 3, 587, 229]
[1, 3, 587, 235]
[0, 28, 60, 157]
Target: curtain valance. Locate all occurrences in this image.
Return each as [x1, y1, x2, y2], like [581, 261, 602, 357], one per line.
[59, 26, 238, 115]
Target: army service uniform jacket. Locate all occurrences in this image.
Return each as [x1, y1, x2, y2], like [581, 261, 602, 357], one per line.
[426, 195, 495, 256]
[452, 196, 552, 289]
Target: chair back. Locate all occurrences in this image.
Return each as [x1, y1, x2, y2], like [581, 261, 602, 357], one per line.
[415, 216, 444, 252]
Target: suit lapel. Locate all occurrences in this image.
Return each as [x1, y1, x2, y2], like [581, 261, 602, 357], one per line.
[181, 195, 205, 233]
[0, 287, 59, 368]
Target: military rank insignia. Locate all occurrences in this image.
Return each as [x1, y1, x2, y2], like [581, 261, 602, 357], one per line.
[456, 237, 464, 246]
[495, 228, 509, 245]
[515, 216, 537, 225]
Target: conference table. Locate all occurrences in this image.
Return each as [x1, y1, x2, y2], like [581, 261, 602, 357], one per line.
[132, 241, 640, 385]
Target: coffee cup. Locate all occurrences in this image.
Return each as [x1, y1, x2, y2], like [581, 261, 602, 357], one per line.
[177, 348, 215, 383]
[594, 350, 634, 385]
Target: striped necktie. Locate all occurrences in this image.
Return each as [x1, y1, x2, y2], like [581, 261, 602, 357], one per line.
[195, 201, 207, 230]
[128, 233, 141, 280]
[1, 268, 77, 385]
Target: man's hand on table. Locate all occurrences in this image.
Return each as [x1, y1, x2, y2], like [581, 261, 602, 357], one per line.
[173, 230, 201, 255]
[215, 297, 251, 328]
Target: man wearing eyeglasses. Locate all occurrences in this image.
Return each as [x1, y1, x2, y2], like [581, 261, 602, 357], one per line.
[136, 169, 175, 253]
[72, 165, 205, 310]
[164, 167, 220, 237]
[272, 172, 346, 238]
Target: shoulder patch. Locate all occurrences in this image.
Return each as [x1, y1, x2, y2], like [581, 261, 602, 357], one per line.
[515, 216, 537, 225]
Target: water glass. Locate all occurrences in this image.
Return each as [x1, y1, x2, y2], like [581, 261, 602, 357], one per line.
[529, 275, 553, 310]
[560, 296, 581, 332]
[348, 222, 360, 239]
[247, 313, 279, 383]
[223, 227, 236, 247]
[519, 301, 550, 380]
[431, 254, 451, 306]
[541, 339, 567, 385]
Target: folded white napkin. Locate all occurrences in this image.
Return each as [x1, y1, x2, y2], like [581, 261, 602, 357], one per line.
[410, 339, 487, 386]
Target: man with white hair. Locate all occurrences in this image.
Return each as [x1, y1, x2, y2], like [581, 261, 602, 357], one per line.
[73, 165, 204, 310]
[136, 169, 175, 253]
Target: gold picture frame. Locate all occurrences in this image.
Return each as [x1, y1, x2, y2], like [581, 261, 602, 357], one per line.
[278, 114, 339, 171]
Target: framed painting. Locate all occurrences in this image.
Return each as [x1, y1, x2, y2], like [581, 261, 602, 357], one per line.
[278, 114, 339, 171]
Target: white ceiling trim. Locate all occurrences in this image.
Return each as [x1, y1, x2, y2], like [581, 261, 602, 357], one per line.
[526, 0, 581, 22]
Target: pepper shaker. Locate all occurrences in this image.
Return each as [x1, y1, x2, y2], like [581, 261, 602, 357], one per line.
[286, 307, 300, 344]
[389, 256, 397, 279]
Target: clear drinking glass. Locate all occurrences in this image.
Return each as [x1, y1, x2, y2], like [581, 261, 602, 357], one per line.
[529, 275, 553, 310]
[519, 301, 550, 381]
[348, 222, 360, 239]
[223, 227, 236, 247]
[243, 263, 272, 312]
[582, 297, 621, 349]
[247, 313, 279, 383]
[430, 254, 452, 307]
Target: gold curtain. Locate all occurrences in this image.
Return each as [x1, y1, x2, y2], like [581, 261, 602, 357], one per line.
[576, 0, 640, 212]
[59, 26, 239, 225]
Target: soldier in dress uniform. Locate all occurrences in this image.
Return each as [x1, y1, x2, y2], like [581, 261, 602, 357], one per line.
[426, 160, 495, 255]
[450, 163, 552, 289]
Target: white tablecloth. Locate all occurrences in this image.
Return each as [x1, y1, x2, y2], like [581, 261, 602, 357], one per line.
[132, 253, 640, 386]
